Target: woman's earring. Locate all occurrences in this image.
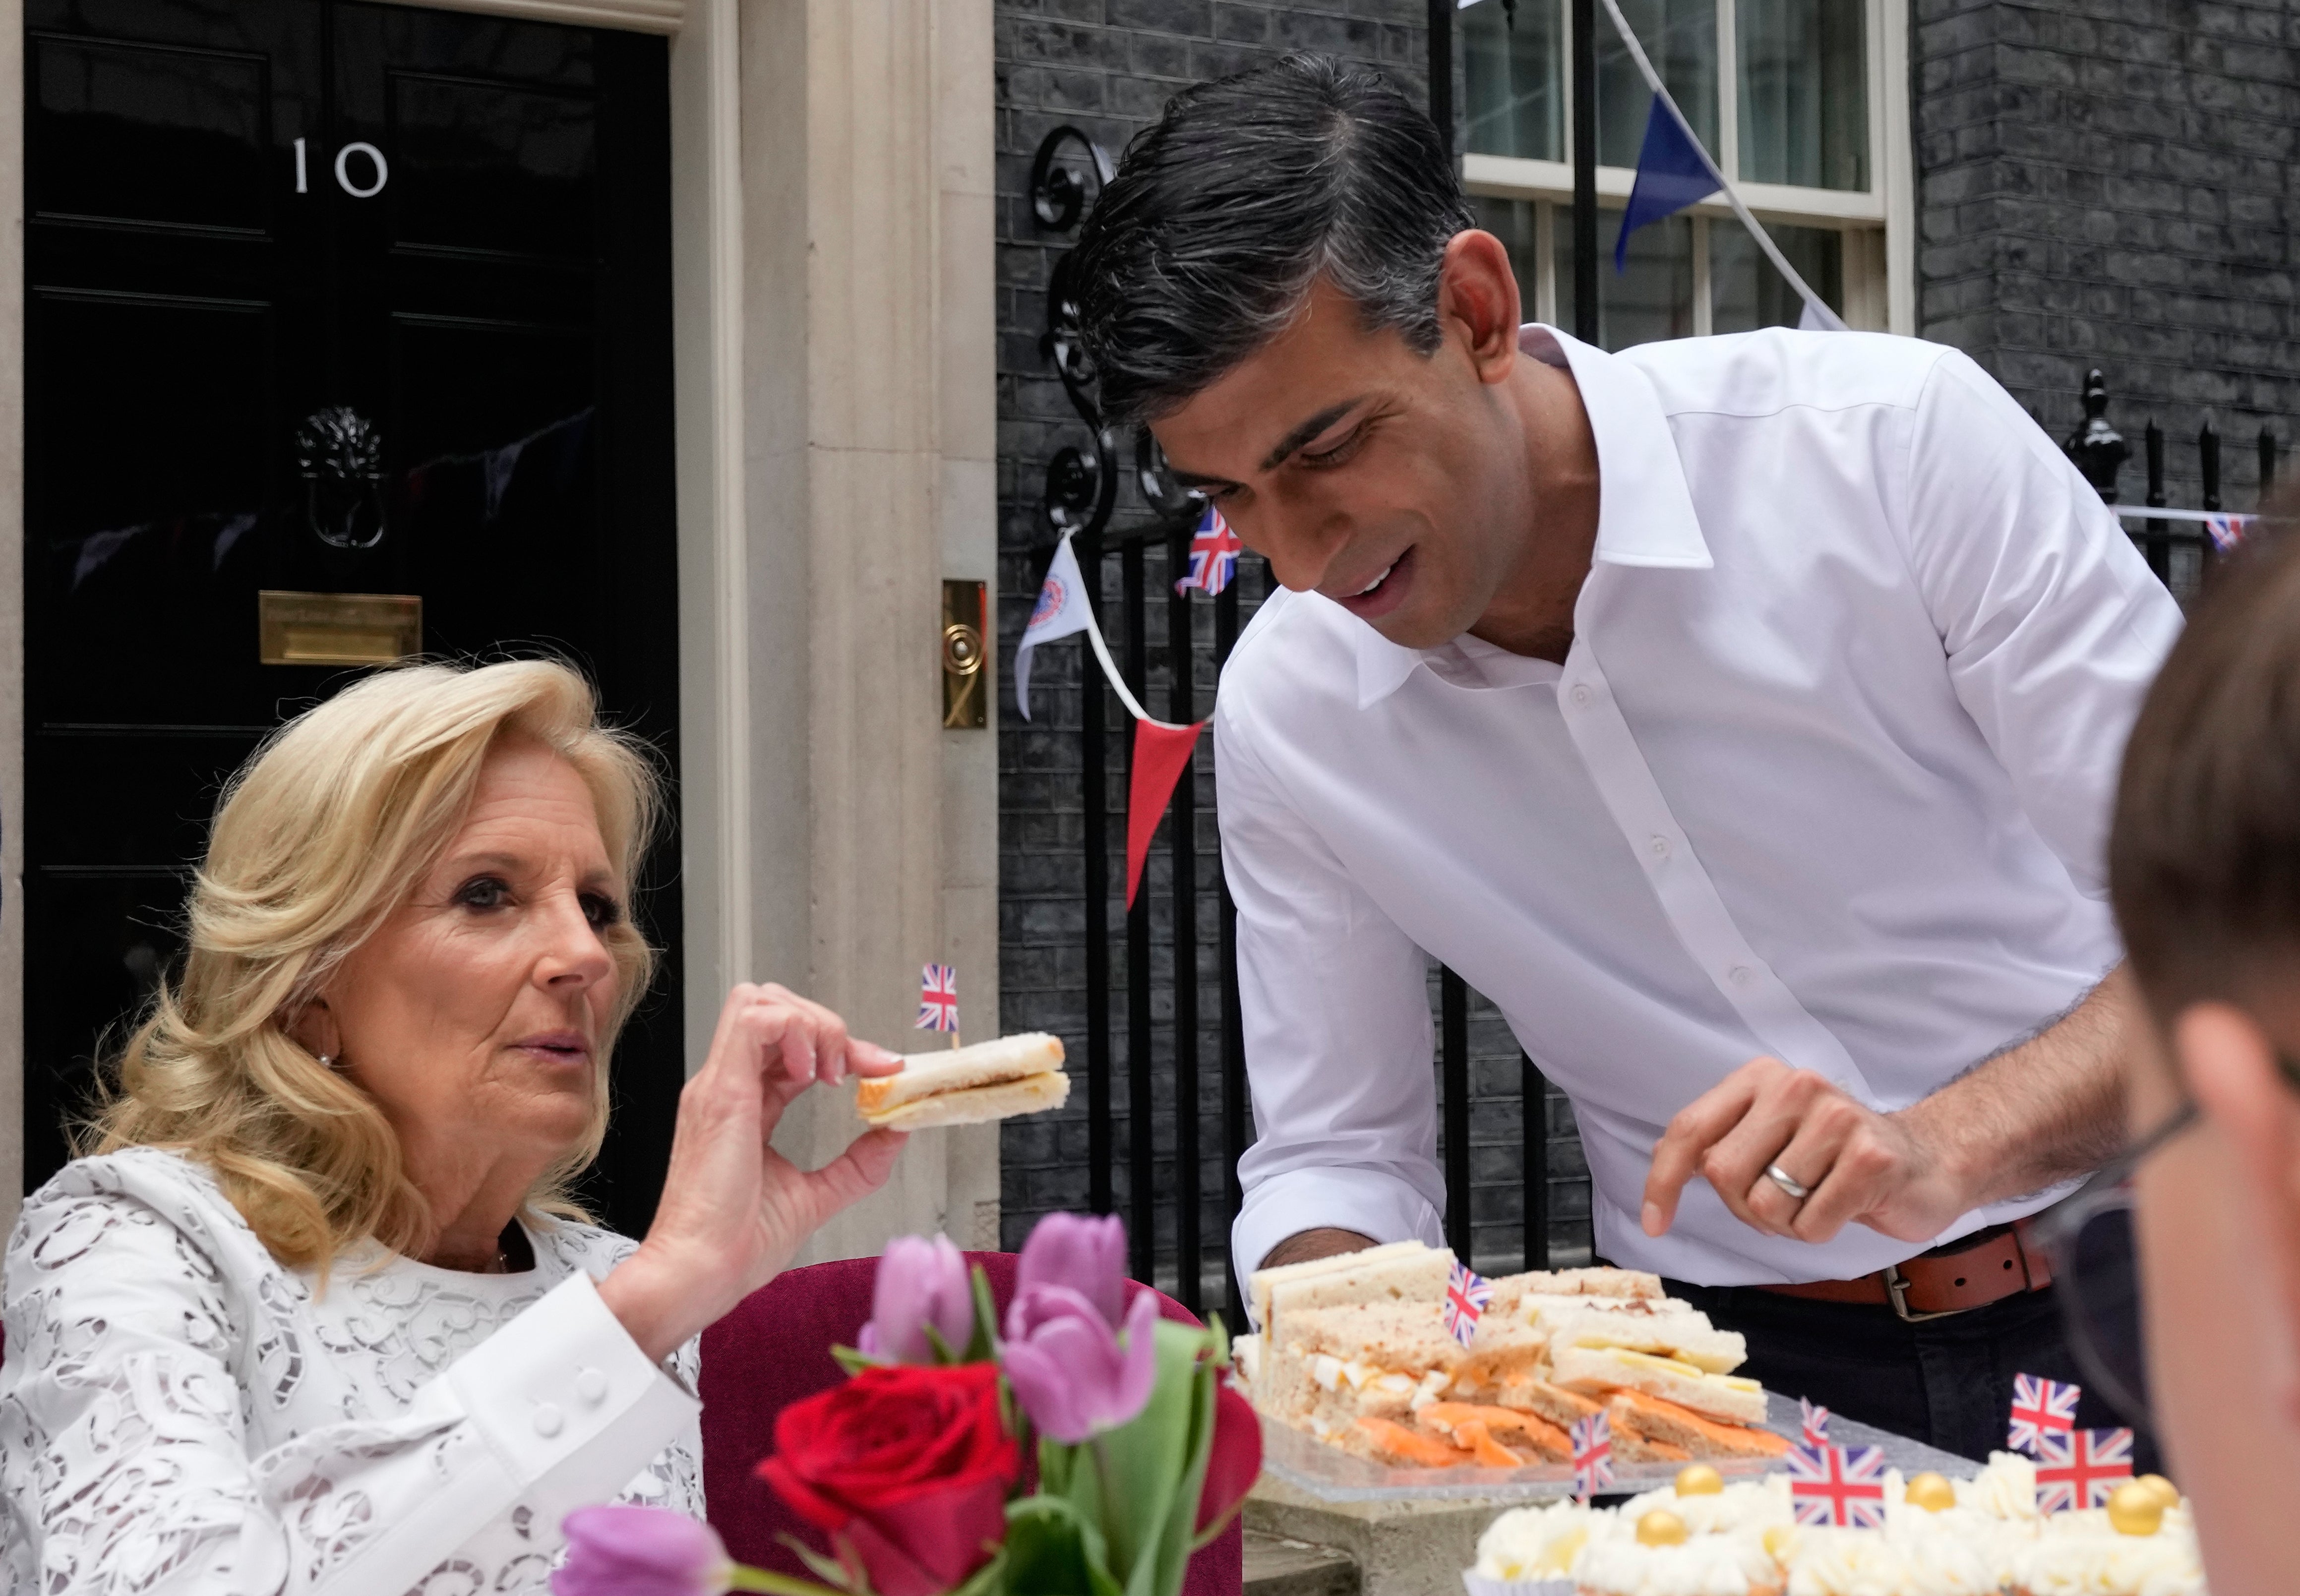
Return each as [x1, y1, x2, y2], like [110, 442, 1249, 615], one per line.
[318, 1054, 336, 1069]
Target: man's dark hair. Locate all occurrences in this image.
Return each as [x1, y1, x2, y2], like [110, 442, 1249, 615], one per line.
[1068, 53, 1475, 430]
[2111, 510, 2300, 1021]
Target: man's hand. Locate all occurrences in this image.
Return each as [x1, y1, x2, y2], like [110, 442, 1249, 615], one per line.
[1642, 969, 2136, 1247]
[1641, 1057, 1969, 1243]
[1260, 1227, 1380, 1270]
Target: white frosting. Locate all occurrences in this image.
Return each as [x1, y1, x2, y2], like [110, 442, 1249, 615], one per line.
[1619, 1477, 1794, 1537]
[1476, 1500, 1622, 1581]
[2013, 1507, 2207, 1596]
[1953, 1452, 2041, 1523]
[1782, 1525, 2002, 1596]
[1574, 1529, 1782, 1596]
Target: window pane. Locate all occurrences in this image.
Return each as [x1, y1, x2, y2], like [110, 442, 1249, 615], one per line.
[1464, 0, 1563, 162]
[1472, 195, 1543, 321]
[1599, 0, 1718, 168]
[1556, 207, 1695, 349]
[1737, 0, 1868, 190]
[1709, 221, 1844, 332]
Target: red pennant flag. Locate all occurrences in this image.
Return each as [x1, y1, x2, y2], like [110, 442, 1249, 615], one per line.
[1126, 718, 1207, 909]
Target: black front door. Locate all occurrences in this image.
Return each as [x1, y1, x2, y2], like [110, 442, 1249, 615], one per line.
[24, 0, 682, 1236]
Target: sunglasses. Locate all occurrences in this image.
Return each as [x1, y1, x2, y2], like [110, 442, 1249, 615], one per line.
[2027, 1052, 2300, 1430]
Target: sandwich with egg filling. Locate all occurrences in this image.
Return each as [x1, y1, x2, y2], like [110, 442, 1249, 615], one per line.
[854, 1032, 1070, 1129]
[1262, 1301, 1466, 1445]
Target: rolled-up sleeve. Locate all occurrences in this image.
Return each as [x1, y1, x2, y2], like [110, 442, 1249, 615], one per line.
[1217, 692, 1446, 1299]
[1898, 350, 2184, 897]
[0, 1179, 698, 1594]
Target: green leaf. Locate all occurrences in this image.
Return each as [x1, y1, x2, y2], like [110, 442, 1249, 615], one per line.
[778, 1532, 865, 1593]
[727, 1566, 860, 1596]
[964, 1264, 1001, 1364]
[923, 1322, 960, 1365]
[1089, 1320, 1218, 1596]
[945, 1544, 1012, 1596]
[1002, 1494, 1123, 1596]
[830, 1344, 880, 1379]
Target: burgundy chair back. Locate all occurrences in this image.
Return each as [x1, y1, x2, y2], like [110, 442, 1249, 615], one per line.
[702, 1252, 1243, 1596]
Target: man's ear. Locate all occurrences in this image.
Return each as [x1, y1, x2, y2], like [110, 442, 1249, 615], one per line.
[2177, 1003, 2300, 1397]
[1436, 230, 1522, 386]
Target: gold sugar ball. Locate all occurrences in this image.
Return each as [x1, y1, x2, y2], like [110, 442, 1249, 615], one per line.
[1904, 1472, 1956, 1512]
[2106, 1481, 2166, 1537]
[2136, 1474, 2180, 1510]
[1675, 1464, 1725, 1497]
[1636, 1509, 1690, 1547]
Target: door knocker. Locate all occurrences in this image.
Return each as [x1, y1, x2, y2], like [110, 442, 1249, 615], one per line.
[296, 407, 387, 550]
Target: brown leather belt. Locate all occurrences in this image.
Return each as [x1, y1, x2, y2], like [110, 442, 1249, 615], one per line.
[1752, 1223, 2053, 1321]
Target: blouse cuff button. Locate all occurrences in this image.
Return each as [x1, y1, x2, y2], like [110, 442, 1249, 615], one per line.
[532, 1402, 565, 1438]
[575, 1366, 609, 1405]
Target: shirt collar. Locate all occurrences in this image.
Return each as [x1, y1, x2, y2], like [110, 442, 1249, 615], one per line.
[1350, 324, 1713, 708]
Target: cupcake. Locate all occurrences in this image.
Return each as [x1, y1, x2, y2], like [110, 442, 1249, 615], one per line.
[1471, 1498, 1623, 1591]
[1620, 1470, 1793, 1538]
[1572, 1525, 1783, 1596]
[2010, 1480, 2205, 1596]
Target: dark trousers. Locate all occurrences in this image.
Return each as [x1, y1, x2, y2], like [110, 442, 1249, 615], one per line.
[1661, 1277, 2159, 1473]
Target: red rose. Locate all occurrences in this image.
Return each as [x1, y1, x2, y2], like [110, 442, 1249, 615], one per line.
[758, 1362, 1022, 1596]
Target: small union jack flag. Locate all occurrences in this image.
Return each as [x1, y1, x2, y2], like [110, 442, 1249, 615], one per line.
[917, 963, 959, 1033]
[1800, 1397, 1830, 1448]
[1442, 1260, 1492, 1348]
[1788, 1443, 1888, 1529]
[2205, 514, 2248, 553]
[2007, 1372, 2081, 1455]
[2034, 1427, 2134, 1513]
[1173, 502, 1242, 597]
[1570, 1412, 1613, 1503]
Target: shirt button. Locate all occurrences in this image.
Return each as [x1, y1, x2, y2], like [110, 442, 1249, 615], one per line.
[1649, 835, 1670, 859]
[1571, 684, 1592, 708]
[575, 1367, 608, 1405]
[532, 1403, 565, 1438]
[1729, 965, 1752, 987]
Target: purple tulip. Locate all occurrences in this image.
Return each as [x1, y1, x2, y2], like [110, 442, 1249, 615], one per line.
[553, 1505, 730, 1596]
[1015, 1211, 1128, 1327]
[1001, 1283, 1160, 1443]
[858, 1234, 976, 1364]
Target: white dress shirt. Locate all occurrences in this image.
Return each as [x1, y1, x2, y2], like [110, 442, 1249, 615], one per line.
[0, 1147, 702, 1594]
[1219, 325, 2182, 1292]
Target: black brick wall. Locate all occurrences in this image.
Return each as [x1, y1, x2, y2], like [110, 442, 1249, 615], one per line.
[994, 0, 1598, 1295]
[1915, 0, 2296, 525]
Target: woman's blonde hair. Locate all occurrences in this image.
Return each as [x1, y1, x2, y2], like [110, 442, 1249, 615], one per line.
[80, 658, 662, 1274]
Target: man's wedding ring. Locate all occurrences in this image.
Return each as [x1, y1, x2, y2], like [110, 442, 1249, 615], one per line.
[1764, 1163, 1812, 1201]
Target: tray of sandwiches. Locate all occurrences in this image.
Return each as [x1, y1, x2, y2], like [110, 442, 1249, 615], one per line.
[1236, 1242, 1974, 1503]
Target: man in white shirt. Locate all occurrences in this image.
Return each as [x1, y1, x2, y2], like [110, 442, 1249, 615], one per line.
[1064, 55, 2182, 1459]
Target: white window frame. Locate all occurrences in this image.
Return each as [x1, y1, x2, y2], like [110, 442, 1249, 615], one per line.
[1461, 0, 1913, 335]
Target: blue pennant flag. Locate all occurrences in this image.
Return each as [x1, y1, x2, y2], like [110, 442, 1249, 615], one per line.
[1616, 95, 1719, 272]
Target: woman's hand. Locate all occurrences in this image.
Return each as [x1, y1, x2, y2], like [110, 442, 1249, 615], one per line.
[599, 983, 908, 1361]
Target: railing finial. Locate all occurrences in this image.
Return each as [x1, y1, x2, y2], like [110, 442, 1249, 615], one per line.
[2063, 368, 2128, 503]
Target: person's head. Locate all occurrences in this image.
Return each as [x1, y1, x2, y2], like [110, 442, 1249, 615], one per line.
[2110, 519, 2300, 1586]
[85, 658, 661, 1273]
[1070, 54, 1578, 649]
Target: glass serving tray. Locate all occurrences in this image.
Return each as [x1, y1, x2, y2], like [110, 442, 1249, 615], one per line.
[1258, 1392, 1979, 1503]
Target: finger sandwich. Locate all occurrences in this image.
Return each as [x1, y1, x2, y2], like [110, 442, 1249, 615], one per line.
[854, 1032, 1070, 1129]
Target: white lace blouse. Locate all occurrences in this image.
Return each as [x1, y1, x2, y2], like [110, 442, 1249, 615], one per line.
[0, 1146, 705, 1595]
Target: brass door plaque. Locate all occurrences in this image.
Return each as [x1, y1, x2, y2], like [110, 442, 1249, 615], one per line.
[942, 579, 987, 729]
[259, 591, 422, 666]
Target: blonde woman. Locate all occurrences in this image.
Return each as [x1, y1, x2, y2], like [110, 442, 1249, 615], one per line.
[0, 659, 909, 1595]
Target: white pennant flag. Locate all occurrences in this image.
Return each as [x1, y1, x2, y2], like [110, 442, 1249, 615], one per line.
[1014, 534, 1096, 721]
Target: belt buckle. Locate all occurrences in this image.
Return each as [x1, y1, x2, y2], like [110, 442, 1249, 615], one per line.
[1882, 1263, 1964, 1323]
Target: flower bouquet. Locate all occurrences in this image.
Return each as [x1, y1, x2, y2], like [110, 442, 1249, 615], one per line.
[555, 1213, 1260, 1596]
